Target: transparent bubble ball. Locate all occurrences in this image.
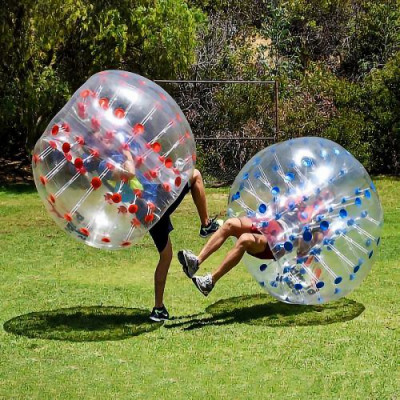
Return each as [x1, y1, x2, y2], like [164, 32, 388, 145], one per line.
[228, 137, 383, 304]
[32, 70, 196, 250]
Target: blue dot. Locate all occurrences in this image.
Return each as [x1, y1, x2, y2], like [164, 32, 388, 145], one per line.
[366, 239, 372, 247]
[334, 288, 341, 294]
[334, 276, 342, 284]
[271, 186, 280, 195]
[275, 213, 281, 220]
[286, 172, 295, 181]
[235, 191, 240, 199]
[253, 157, 261, 165]
[334, 148, 340, 155]
[303, 230, 313, 242]
[320, 221, 330, 231]
[347, 219, 355, 226]
[283, 267, 290, 274]
[365, 189, 371, 199]
[315, 187, 321, 195]
[259, 264, 268, 272]
[368, 250, 374, 259]
[258, 204, 267, 213]
[358, 258, 365, 265]
[370, 182, 377, 192]
[284, 241, 294, 252]
[258, 281, 265, 287]
[302, 157, 313, 167]
[339, 169, 346, 176]
[341, 197, 347, 204]
[339, 209, 348, 219]
[254, 171, 261, 179]
[288, 201, 296, 210]
[377, 237, 381, 246]
[270, 281, 278, 288]
[283, 277, 290, 282]
[317, 297, 324, 303]
[239, 182, 245, 191]
[361, 210, 368, 218]
[355, 197, 362, 207]
[300, 267, 306, 275]
[350, 273, 356, 280]
[355, 187, 361, 195]
[272, 165, 279, 172]
[316, 281, 325, 289]
[247, 210, 256, 217]
[328, 207, 334, 213]
[261, 221, 269, 228]
[301, 212, 308, 220]
[243, 173, 249, 180]
[294, 283, 303, 290]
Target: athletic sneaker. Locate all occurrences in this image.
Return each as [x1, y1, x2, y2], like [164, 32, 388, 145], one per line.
[178, 250, 199, 278]
[199, 217, 221, 238]
[192, 274, 214, 296]
[149, 306, 169, 322]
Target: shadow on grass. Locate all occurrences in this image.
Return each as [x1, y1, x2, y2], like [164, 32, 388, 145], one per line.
[165, 294, 365, 331]
[3, 306, 162, 341]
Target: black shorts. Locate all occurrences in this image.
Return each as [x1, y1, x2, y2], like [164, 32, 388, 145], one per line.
[149, 183, 190, 253]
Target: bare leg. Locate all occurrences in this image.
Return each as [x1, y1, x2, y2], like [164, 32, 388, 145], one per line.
[189, 169, 209, 226]
[197, 217, 253, 265]
[154, 237, 173, 308]
[212, 233, 269, 284]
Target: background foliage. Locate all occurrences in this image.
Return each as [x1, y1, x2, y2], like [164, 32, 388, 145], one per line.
[1, 0, 399, 178]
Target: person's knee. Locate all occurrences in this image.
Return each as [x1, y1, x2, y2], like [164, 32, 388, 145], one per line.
[236, 233, 254, 249]
[222, 218, 241, 236]
[190, 168, 202, 185]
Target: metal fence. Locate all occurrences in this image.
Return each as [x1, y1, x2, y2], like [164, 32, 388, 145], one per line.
[155, 79, 279, 185]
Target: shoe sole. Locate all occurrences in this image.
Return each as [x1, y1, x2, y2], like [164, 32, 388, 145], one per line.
[149, 316, 168, 322]
[192, 277, 209, 297]
[178, 251, 198, 278]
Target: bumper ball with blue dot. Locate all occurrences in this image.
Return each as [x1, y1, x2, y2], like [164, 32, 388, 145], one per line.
[227, 137, 383, 305]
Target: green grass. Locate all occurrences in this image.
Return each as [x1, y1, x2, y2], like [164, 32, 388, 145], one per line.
[0, 178, 399, 399]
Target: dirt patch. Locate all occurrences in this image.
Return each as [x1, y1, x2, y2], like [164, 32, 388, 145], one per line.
[0, 156, 33, 185]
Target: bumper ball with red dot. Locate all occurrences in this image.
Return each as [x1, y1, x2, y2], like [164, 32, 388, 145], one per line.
[227, 137, 383, 305]
[32, 70, 196, 249]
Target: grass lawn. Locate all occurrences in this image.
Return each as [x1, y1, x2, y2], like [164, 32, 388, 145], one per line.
[0, 177, 398, 399]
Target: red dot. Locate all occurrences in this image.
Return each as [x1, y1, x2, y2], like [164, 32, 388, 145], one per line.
[192, 154, 196, 162]
[80, 89, 91, 98]
[80, 227, 90, 236]
[62, 142, 71, 153]
[114, 108, 125, 119]
[64, 213, 72, 222]
[51, 125, 59, 135]
[99, 98, 109, 110]
[32, 154, 40, 165]
[91, 177, 102, 189]
[145, 143, 151, 149]
[78, 167, 87, 175]
[62, 123, 70, 132]
[131, 218, 141, 227]
[135, 156, 144, 167]
[185, 131, 191, 138]
[48, 194, 56, 204]
[105, 130, 114, 140]
[150, 170, 158, 179]
[106, 162, 115, 171]
[159, 93, 167, 101]
[64, 153, 72, 161]
[121, 241, 131, 247]
[128, 204, 138, 214]
[49, 141, 57, 149]
[112, 193, 122, 203]
[163, 183, 171, 192]
[91, 117, 100, 130]
[74, 158, 83, 169]
[101, 237, 111, 243]
[159, 156, 165, 163]
[134, 189, 142, 198]
[175, 177, 182, 187]
[91, 149, 100, 158]
[152, 142, 161, 153]
[75, 136, 85, 145]
[165, 158, 173, 168]
[40, 175, 47, 185]
[176, 113, 182, 122]
[145, 214, 154, 223]
[133, 123, 144, 135]
[147, 202, 155, 211]
[121, 143, 130, 151]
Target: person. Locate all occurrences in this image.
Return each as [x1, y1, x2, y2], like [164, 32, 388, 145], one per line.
[178, 215, 324, 297]
[148, 168, 220, 321]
